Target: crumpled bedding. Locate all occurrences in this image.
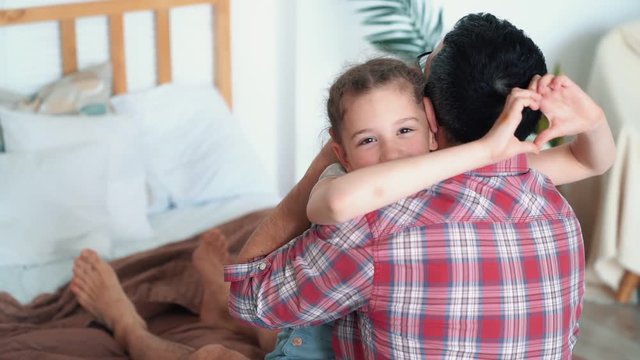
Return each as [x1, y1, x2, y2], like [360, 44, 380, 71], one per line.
[0, 208, 272, 360]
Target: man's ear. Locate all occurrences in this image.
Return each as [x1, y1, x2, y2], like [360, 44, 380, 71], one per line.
[329, 129, 352, 171]
[423, 97, 439, 151]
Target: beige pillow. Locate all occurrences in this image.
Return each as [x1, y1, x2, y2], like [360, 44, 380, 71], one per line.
[16, 63, 114, 116]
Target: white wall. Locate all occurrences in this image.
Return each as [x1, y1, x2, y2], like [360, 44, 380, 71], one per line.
[230, 0, 281, 193]
[2, 0, 640, 195]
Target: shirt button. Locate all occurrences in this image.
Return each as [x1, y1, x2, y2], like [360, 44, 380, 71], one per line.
[258, 262, 267, 271]
[291, 337, 303, 347]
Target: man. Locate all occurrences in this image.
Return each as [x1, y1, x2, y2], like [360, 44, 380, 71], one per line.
[71, 13, 614, 359]
[224, 12, 614, 359]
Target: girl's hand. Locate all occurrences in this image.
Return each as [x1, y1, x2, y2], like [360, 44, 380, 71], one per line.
[531, 74, 606, 147]
[481, 88, 541, 162]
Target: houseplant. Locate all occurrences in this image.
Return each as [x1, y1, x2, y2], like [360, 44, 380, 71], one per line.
[351, 0, 443, 62]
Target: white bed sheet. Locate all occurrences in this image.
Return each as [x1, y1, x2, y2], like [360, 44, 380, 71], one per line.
[0, 193, 279, 304]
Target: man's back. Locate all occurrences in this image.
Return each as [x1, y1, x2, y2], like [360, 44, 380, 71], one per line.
[226, 154, 584, 359]
[336, 154, 584, 359]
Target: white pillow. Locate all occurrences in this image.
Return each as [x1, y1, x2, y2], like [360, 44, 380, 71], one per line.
[111, 84, 274, 211]
[0, 145, 111, 265]
[0, 108, 153, 241]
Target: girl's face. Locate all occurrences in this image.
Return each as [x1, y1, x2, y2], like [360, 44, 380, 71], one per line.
[334, 82, 436, 172]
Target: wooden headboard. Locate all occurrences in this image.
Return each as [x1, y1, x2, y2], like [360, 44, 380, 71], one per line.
[0, 0, 232, 107]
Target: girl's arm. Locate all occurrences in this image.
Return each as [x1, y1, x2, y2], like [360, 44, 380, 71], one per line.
[309, 74, 615, 225]
[526, 74, 615, 185]
[308, 89, 542, 225]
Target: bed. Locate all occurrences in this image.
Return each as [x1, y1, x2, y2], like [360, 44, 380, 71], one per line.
[0, 1, 279, 358]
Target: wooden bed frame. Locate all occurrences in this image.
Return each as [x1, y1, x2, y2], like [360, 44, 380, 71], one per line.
[0, 0, 232, 107]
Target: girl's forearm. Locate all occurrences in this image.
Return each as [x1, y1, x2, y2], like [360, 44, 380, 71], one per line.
[529, 112, 615, 186]
[569, 114, 615, 176]
[308, 140, 496, 224]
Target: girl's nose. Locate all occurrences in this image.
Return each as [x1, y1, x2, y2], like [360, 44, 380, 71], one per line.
[380, 143, 403, 162]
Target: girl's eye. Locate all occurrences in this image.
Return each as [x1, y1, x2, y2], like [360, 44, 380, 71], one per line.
[398, 127, 414, 135]
[358, 137, 376, 146]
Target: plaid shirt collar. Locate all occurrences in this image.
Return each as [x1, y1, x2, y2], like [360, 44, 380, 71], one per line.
[468, 153, 530, 177]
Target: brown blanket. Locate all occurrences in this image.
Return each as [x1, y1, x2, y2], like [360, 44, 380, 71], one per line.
[0, 208, 273, 360]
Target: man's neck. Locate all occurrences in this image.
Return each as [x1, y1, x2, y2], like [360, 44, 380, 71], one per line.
[435, 129, 456, 150]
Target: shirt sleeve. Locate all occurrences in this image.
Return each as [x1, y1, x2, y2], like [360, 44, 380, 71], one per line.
[223, 215, 374, 329]
[319, 162, 347, 180]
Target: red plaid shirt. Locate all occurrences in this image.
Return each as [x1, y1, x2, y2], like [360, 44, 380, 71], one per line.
[224, 155, 584, 359]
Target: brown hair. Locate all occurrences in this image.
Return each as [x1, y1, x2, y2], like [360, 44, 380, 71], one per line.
[327, 57, 426, 143]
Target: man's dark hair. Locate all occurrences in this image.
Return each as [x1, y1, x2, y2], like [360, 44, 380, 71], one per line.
[425, 13, 547, 144]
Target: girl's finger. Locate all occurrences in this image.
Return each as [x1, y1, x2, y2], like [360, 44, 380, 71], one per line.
[528, 74, 541, 91]
[549, 74, 574, 90]
[533, 127, 560, 147]
[521, 141, 540, 155]
[537, 74, 555, 95]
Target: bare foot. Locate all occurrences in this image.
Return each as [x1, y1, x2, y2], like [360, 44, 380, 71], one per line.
[70, 249, 146, 346]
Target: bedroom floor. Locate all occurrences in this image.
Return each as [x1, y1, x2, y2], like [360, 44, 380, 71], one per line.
[573, 300, 640, 360]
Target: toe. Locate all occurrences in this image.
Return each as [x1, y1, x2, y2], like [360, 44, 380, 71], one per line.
[73, 261, 90, 277]
[85, 249, 99, 262]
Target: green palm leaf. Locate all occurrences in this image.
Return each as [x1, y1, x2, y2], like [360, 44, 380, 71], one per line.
[351, 0, 443, 62]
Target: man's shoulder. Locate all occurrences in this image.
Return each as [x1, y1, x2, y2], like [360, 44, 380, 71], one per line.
[525, 168, 579, 220]
[368, 169, 578, 230]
